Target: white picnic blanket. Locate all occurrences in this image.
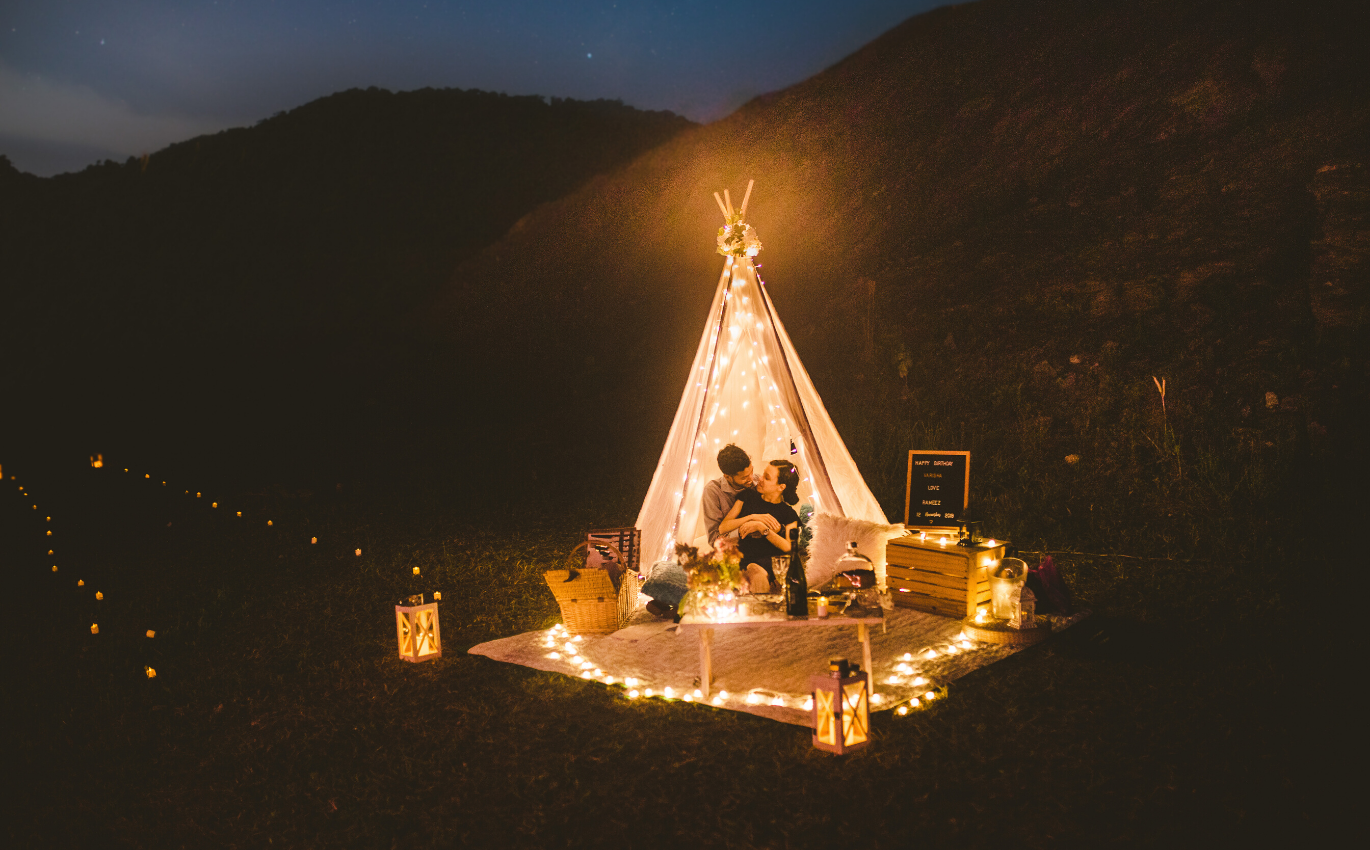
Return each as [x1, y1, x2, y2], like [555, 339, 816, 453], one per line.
[469, 606, 1086, 726]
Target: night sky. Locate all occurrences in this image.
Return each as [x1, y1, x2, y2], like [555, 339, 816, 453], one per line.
[2, 0, 951, 177]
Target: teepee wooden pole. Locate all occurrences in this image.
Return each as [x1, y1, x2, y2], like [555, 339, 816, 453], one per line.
[724, 189, 735, 219]
[739, 179, 754, 218]
[713, 192, 730, 219]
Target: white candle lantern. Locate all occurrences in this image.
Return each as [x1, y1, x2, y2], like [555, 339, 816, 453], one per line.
[394, 597, 442, 662]
[1009, 585, 1036, 630]
[810, 659, 870, 755]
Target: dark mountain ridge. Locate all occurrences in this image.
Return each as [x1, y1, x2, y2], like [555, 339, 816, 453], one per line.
[0, 87, 693, 481]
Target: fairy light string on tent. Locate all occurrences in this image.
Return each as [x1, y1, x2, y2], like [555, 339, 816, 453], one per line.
[637, 181, 888, 562]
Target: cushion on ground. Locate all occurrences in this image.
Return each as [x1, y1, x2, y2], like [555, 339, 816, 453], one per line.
[641, 559, 688, 606]
[807, 513, 907, 589]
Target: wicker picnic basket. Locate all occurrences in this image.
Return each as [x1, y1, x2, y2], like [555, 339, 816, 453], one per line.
[544, 529, 642, 635]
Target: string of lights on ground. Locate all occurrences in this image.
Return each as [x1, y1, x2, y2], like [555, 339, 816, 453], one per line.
[7, 454, 972, 721]
[5, 455, 385, 685]
[534, 621, 960, 717]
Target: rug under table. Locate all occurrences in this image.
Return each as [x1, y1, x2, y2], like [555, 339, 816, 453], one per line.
[469, 607, 1085, 726]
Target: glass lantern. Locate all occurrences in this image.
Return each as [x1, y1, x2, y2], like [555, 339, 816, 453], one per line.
[810, 658, 870, 755]
[395, 596, 442, 662]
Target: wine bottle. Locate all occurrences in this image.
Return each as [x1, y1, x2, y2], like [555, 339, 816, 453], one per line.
[785, 527, 808, 617]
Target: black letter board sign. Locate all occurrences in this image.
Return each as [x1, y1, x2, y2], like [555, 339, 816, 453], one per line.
[903, 450, 970, 530]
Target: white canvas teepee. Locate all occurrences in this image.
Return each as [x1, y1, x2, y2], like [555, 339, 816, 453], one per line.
[636, 183, 888, 563]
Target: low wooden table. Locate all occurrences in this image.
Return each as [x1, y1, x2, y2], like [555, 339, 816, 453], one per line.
[678, 605, 885, 698]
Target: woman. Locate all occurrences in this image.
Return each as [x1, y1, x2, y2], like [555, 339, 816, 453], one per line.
[718, 459, 801, 588]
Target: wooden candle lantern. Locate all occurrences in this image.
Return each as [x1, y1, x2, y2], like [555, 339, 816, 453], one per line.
[394, 597, 442, 662]
[810, 659, 870, 755]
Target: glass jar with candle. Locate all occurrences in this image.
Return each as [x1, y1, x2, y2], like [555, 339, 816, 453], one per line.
[990, 558, 1028, 619]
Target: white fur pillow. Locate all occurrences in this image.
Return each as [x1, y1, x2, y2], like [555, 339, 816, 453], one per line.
[807, 513, 906, 589]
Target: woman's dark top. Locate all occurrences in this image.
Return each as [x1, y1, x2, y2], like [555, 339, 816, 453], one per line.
[734, 488, 800, 577]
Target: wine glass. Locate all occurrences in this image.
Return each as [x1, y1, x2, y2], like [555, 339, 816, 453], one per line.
[770, 557, 789, 599]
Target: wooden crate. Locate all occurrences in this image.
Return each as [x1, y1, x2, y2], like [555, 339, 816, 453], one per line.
[885, 535, 1008, 619]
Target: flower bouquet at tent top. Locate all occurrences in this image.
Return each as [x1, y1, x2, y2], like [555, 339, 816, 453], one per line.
[544, 533, 642, 635]
[676, 539, 745, 622]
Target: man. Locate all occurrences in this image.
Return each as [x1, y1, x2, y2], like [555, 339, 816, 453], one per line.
[701, 443, 779, 546]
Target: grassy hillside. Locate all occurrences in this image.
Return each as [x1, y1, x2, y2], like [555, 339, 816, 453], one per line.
[431, 0, 1369, 568]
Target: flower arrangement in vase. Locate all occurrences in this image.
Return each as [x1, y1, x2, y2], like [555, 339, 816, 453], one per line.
[676, 538, 745, 621]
